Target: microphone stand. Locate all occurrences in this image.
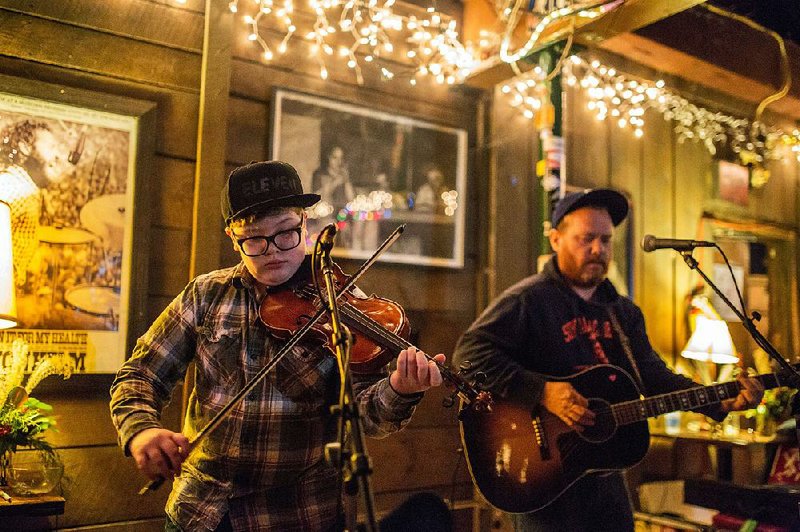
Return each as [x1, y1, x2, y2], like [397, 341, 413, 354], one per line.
[313, 224, 378, 532]
[678, 250, 800, 445]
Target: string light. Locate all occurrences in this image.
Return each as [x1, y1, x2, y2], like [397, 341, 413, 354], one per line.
[230, 0, 478, 85]
[497, 0, 622, 64]
[441, 190, 458, 216]
[342, 190, 394, 220]
[500, 65, 548, 121]
[563, 56, 796, 165]
[500, 55, 799, 177]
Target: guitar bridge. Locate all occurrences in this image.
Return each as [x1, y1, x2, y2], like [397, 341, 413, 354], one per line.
[531, 415, 550, 460]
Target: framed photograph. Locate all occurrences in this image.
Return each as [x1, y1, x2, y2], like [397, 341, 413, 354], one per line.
[271, 88, 467, 268]
[0, 74, 155, 373]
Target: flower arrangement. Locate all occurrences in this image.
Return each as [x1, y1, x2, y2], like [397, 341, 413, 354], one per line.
[0, 338, 75, 457]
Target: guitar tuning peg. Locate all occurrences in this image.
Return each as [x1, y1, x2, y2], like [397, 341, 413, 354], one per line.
[441, 394, 455, 408]
[474, 372, 487, 385]
[458, 361, 472, 372]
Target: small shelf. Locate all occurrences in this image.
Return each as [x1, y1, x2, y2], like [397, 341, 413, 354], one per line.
[0, 493, 65, 517]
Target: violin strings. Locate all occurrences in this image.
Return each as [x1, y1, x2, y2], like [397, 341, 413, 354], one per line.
[297, 285, 471, 396]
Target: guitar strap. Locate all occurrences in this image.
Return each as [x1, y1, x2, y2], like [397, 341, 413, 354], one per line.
[607, 307, 647, 396]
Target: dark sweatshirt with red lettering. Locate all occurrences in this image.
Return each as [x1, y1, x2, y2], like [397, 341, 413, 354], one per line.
[453, 255, 726, 421]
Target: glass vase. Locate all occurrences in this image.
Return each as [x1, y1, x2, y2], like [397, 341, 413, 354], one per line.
[8, 449, 64, 495]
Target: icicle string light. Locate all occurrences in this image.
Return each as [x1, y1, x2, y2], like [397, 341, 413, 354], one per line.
[503, 55, 800, 164]
[231, 0, 478, 85]
[500, 65, 548, 121]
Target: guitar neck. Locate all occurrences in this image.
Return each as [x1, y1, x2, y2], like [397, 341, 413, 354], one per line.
[612, 371, 786, 426]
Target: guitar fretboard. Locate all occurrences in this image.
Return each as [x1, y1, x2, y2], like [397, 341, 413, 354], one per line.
[612, 372, 783, 426]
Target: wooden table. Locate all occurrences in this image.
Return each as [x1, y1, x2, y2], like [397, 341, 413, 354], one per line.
[650, 428, 782, 483]
[0, 492, 65, 530]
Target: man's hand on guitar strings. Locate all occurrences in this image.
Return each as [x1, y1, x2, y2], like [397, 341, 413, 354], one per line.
[542, 381, 596, 429]
[721, 371, 765, 413]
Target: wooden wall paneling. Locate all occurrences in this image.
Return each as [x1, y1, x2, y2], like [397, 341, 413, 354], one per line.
[608, 120, 642, 195]
[488, 84, 536, 296]
[152, 156, 196, 230]
[149, 227, 193, 297]
[229, 59, 479, 130]
[0, 10, 201, 92]
[191, 0, 233, 279]
[403, 387, 462, 429]
[608, 109, 643, 300]
[41, 396, 119, 448]
[37, 384, 183, 447]
[749, 156, 799, 224]
[411, 309, 475, 359]
[564, 83, 610, 189]
[35, 396, 184, 527]
[226, 96, 270, 165]
[227, 3, 471, 102]
[150, 0, 206, 13]
[51, 446, 170, 527]
[673, 138, 710, 360]
[354, 266, 475, 314]
[469, 92, 493, 312]
[366, 426, 470, 493]
[0, 0, 205, 51]
[639, 113, 676, 356]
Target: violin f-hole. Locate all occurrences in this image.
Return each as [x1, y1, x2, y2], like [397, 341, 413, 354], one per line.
[295, 314, 314, 327]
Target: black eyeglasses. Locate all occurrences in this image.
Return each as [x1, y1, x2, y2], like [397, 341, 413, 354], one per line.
[235, 225, 303, 257]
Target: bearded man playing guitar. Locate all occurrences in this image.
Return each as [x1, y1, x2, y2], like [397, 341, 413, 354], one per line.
[453, 188, 763, 532]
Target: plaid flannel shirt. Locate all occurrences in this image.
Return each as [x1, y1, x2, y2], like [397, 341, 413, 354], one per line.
[110, 262, 421, 531]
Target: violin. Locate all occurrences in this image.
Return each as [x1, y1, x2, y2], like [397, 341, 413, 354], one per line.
[260, 260, 408, 373]
[259, 258, 489, 405]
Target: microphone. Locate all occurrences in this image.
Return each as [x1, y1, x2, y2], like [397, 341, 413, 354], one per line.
[641, 234, 715, 253]
[319, 223, 337, 252]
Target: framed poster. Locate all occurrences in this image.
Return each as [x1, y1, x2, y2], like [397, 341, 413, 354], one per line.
[271, 88, 467, 268]
[0, 75, 155, 373]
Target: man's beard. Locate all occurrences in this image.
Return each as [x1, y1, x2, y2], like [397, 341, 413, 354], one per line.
[573, 261, 608, 288]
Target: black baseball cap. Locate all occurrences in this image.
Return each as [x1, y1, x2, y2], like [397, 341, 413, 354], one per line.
[551, 188, 629, 228]
[221, 161, 320, 224]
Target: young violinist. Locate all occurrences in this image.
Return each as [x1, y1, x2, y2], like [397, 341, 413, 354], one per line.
[110, 160, 446, 532]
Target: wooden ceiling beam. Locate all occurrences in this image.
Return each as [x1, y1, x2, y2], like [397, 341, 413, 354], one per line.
[605, 6, 800, 119]
[462, 0, 708, 89]
[462, 1, 800, 121]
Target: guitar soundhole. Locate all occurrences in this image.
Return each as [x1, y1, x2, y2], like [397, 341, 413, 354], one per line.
[579, 398, 616, 443]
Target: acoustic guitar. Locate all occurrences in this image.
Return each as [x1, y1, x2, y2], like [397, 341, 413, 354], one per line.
[459, 363, 794, 513]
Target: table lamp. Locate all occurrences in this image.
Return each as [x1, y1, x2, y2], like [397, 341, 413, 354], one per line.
[681, 315, 738, 365]
[0, 200, 17, 329]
